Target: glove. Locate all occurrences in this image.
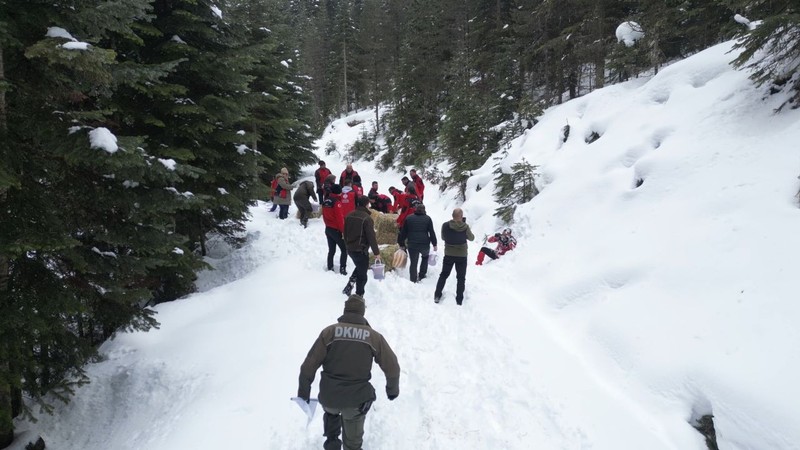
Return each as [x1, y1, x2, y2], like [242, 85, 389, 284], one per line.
[388, 394, 398, 401]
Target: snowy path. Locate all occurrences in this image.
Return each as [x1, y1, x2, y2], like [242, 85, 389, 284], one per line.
[28, 200, 699, 448]
[25, 115, 703, 448]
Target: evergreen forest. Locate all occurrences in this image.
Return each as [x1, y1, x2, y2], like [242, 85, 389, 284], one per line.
[0, 0, 798, 447]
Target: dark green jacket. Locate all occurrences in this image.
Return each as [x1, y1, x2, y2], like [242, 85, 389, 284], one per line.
[298, 313, 400, 408]
[344, 207, 380, 255]
[440, 220, 474, 257]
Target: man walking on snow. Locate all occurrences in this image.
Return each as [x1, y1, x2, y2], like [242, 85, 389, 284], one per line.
[434, 208, 474, 305]
[298, 294, 400, 450]
[343, 196, 381, 297]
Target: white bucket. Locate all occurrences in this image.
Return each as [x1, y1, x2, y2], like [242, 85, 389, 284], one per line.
[428, 253, 438, 266]
[371, 263, 385, 280]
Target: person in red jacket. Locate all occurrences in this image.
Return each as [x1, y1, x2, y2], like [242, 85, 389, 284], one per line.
[476, 228, 517, 265]
[395, 184, 420, 228]
[368, 191, 393, 213]
[352, 175, 365, 196]
[268, 174, 279, 212]
[340, 179, 357, 217]
[314, 160, 332, 202]
[322, 185, 348, 275]
[410, 169, 425, 201]
[339, 164, 359, 186]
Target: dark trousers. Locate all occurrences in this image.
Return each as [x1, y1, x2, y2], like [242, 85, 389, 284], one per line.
[435, 255, 468, 304]
[347, 251, 370, 296]
[323, 402, 371, 450]
[296, 202, 312, 225]
[407, 246, 429, 282]
[326, 227, 347, 271]
[269, 200, 278, 212]
[278, 204, 289, 219]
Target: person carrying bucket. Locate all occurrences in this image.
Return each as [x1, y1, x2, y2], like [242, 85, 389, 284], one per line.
[343, 196, 382, 297]
[397, 203, 437, 283]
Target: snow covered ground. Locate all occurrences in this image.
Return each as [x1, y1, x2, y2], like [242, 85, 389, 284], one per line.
[18, 40, 800, 449]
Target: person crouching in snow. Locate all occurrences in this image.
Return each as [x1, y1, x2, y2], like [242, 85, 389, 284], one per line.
[298, 294, 400, 450]
[293, 179, 318, 228]
[476, 228, 517, 265]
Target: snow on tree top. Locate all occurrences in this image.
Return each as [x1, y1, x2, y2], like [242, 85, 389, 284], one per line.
[62, 42, 90, 51]
[211, 5, 222, 19]
[616, 21, 644, 47]
[89, 128, 118, 154]
[46, 27, 76, 41]
[171, 35, 187, 44]
[159, 159, 177, 171]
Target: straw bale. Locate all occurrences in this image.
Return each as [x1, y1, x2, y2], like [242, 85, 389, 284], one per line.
[370, 209, 399, 245]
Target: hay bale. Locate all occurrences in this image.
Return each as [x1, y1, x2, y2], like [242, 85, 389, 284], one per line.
[370, 209, 399, 245]
[370, 244, 400, 272]
[294, 209, 322, 219]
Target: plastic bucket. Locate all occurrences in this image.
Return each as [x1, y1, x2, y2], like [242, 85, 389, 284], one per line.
[371, 263, 385, 280]
[428, 253, 438, 266]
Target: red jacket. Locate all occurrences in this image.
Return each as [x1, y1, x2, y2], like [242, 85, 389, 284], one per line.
[270, 178, 278, 199]
[339, 169, 359, 186]
[322, 194, 345, 232]
[411, 174, 425, 200]
[339, 188, 357, 217]
[395, 193, 419, 227]
[488, 234, 516, 256]
[315, 167, 332, 189]
[371, 194, 392, 213]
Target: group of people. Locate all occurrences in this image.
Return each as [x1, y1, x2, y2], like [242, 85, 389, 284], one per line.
[290, 161, 517, 450]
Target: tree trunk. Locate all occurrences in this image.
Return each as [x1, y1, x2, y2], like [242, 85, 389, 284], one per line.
[0, 375, 13, 448]
[0, 46, 7, 133]
[342, 40, 348, 114]
[593, 2, 605, 90]
[0, 47, 12, 449]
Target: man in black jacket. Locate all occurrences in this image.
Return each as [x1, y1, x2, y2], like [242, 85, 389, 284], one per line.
[397, 204, 437, 282]
[299, 295, 400, 450]
[343, 196, 381, 297]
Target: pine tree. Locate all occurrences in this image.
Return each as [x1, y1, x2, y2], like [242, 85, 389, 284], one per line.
[729, 0, 800, 107]
[0, 0, 205, 443]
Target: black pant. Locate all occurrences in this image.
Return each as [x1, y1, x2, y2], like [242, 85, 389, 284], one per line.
[347, 251, 370, 296]
[435, 255, 467, 304]
[407, 246, 429, 282]
[325, 227, 347, 271]
[278, 204, 289, 219]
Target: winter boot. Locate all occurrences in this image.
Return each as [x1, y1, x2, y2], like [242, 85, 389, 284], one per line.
[342, 281, 354, 296]
[476, 251, 486, 265]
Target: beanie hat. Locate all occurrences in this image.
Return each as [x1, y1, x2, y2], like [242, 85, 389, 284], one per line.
[331, 184, 342, 195]
[344, 294, 366, 315]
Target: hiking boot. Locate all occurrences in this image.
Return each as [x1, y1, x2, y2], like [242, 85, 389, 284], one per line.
[418, 274, 426, 281]
[342, 281, 354, 296]
[339, 267, 348, 276]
